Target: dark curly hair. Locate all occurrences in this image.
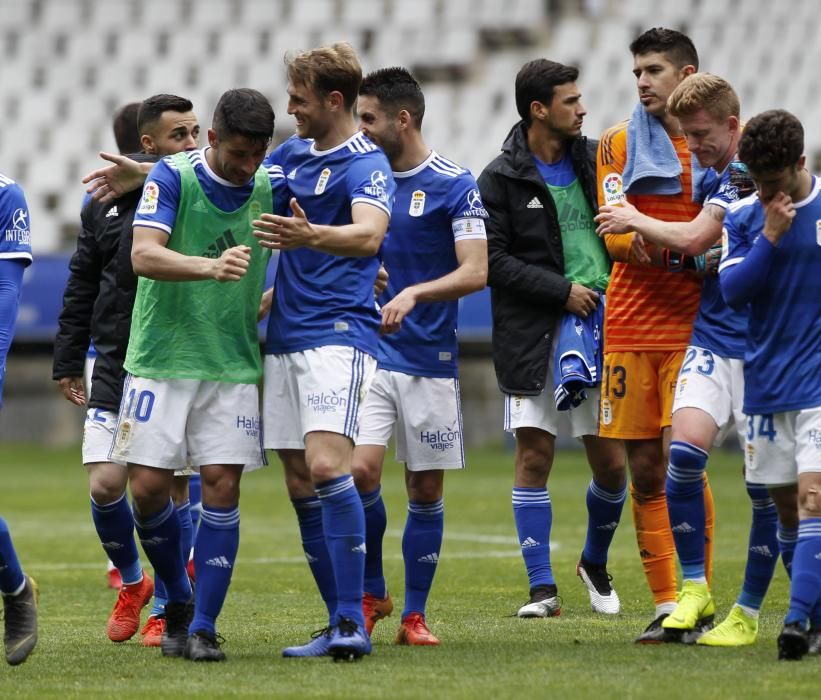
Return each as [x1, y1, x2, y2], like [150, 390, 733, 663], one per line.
[738, 110, 804, 172]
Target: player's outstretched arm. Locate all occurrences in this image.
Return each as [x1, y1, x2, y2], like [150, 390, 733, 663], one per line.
[380, 238, 487, 334]
[82, 153, 152, 203]
[596, 201, 725, 256]
[253, 198, 387, 257]
[132, 227, 250, 282]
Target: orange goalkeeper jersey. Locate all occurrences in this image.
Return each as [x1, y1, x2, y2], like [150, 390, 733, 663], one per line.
[597, 120, 702, 353]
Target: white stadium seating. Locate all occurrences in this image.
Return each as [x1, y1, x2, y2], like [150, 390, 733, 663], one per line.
[2, 0, 819, 252]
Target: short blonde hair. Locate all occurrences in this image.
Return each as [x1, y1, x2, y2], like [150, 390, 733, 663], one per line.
[285, 42, 362, 110]
[667, 73, 740, 121]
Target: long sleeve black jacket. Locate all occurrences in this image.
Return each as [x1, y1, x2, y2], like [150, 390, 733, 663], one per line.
[477, 122, 599, 395]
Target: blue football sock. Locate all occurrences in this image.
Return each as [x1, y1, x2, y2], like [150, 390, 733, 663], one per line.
[360, 487, 387, 599]
[151, 575, 168, 617]
[737, 482, 779, 610]
[190, 505, 240, 635]
[317, 475, 366, 627]
[784, 518, 821, 626]
[512, 487, 554, 588]
[91, 493, 142, 585]
[0, 516, 25, 595]
[177, 500, 193, 565]
[582, 480, 626, 565]
[777, 523, 798, 578]
[666, 440, 708, 582]
[292, 496, 337, 624]
[402, 499, 444, 618]
[133, 499, 191, 602]
[188, 474, 202, 533]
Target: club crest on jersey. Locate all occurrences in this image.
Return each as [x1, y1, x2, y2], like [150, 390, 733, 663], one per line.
[138, 182, 159, 214]
[602, 174, 624, 205]
[315, 168, 331, 195]
[409, 190, 426, 217]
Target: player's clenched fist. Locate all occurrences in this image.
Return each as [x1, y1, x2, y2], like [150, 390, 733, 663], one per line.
[211, 245, 251, 282]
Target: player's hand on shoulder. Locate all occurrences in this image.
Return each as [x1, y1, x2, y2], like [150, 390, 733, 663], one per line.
[564, 283, 599, 319]
[82, 152, 147, 203]
[211, 245, 251, 282]
[57, 377, 86, 406]
[762, 192, 795, 245]
[595, 201, 638, 235]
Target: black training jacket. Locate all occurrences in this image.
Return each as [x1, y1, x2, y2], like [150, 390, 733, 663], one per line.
[477, 122, 600, 395]
[53, 154, 157, 411]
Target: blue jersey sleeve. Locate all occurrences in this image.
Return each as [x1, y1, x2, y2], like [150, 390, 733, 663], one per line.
[718, 201, 775, 308]
[449, 172, 489, 241]
[0, 259, 25, 407]
[267, 163, 290, 217]
[132, 158, 182, 235]
[347, 153, 394, 217]
[0, 182, 32, 265]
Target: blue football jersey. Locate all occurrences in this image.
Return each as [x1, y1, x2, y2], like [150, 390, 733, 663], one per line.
[689, 159, 751, 359]
[719, 177, 821, 414]
[263, 133, 395, 356]
[0, 173, 32, 266]
[378, 151, 487, 378]
[133, 147, 287, 235]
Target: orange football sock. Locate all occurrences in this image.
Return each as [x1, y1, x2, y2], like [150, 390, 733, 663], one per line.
[631, 485, 677, 606]
[703, 473, 715, 587]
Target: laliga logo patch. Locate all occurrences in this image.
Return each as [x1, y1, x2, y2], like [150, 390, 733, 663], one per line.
[409, 190, 426, 217]
[138, 182, 160, 214]
[816, 219, 821, 246]
[602, 174, 624, 205]
[315, 168, 331, 195]
[722, 227, 730, 259]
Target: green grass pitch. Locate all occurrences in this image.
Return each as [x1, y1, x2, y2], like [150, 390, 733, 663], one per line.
[0, 443, 816, 698]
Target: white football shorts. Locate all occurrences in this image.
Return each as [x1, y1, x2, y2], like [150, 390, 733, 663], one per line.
[263, 346, 376, 450]
[745, 406, 821, 486]
[109, 374, 265, 471]
[672, 346, 746, 448]
[356, 369, 465, 471]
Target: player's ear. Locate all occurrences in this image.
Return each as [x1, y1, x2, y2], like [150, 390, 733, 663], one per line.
[140, 134, 156, 155]
[327, 90, 345, 112]
[530, 100, 547, 124]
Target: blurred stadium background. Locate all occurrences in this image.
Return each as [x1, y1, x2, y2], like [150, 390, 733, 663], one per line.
[3, 0, 821, 444]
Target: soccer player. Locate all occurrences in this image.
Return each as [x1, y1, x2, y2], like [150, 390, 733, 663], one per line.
[54, 94, 201, 647]
[111, 88, 285, 662]
[351, 67, 488, 645]
[719, 109, 821, 660]
[595, 74, 792, 645]
[477, 59, 626, 619]
[0, 170, 38, 665]
[596, 28, 717, 642]
[252, 43, 394, 661]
